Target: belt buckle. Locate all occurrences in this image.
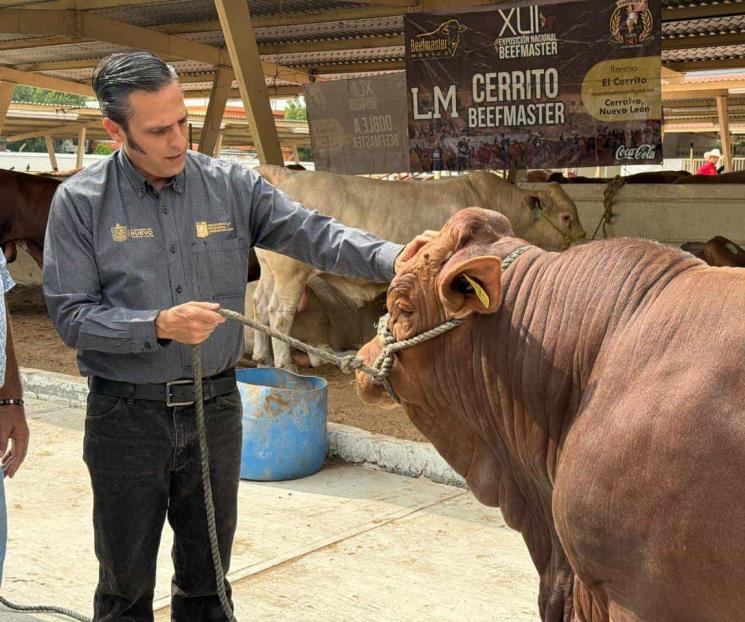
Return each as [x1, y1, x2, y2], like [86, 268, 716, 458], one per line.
[166, 379, 195, 407]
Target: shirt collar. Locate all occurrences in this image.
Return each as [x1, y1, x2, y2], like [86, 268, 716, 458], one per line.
[117, 148, 185, 198]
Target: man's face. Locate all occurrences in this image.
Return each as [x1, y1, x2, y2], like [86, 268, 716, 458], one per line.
[710, 155, 720, 164]
[102, 81, 189, 185]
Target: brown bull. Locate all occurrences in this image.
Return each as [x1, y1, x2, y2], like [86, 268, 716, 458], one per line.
[357, 207, 745, 621]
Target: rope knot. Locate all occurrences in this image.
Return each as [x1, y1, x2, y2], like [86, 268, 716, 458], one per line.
[339, 354, 362, 374]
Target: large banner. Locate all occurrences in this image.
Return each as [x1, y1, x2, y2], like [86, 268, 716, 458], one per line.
[305, 73, 409, 175]
[405, 0, 662, 172]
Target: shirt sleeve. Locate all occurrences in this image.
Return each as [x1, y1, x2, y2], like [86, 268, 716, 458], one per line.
[0, 254, 15, 295]
[242, 169, 404, 283]
[42, 186, 165, 354]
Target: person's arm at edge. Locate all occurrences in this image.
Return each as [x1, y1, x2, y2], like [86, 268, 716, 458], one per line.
[0, 305, 28, 478]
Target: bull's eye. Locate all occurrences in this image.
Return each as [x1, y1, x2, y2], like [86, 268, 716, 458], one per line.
[396, 300, 415, 314]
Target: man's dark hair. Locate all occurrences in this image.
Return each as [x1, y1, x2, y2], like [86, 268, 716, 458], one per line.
[92, 51, 178, 128]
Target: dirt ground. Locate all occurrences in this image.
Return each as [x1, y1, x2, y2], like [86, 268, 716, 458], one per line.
[7, 284, 426, 442]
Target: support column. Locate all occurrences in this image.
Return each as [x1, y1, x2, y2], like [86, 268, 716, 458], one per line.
[717, 94, 732, 170]
[0, 82, 15, 135]
[198, 66, 232, 156]
[44, 134, 58, 170]
[76, 126, 86, 169]
[214, 132, 223, 157]
[214, 0, 284, 165]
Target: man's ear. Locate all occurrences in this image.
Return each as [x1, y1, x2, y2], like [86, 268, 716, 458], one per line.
[438, 255, 502, 320]
[102, 117, 125, 145]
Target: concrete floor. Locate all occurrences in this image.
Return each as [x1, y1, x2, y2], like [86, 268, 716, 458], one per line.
[0, 398, 539, 621]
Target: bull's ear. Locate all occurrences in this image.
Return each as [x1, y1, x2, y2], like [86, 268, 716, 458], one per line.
[438, 255, 502, 319]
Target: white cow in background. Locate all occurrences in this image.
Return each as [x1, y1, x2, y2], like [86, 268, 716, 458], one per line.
[250, 166, 586, 369]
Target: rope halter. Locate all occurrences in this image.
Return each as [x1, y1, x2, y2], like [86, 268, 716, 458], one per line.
[370, 244, 532, 404]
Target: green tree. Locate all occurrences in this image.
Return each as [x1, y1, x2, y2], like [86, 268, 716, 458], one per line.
[284, 100, 307, 121]
[6, 86, 94, 152]
[12, 85, 91, 108]
[93, 143, 115, 155]
[6, 138, 68, 153]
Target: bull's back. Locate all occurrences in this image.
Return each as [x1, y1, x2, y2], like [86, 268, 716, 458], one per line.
[554, 263, 745, 620]
[276, 172, 488, 244]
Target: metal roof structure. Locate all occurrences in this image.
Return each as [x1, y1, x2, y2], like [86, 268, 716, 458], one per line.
[0, 0, 744, 161]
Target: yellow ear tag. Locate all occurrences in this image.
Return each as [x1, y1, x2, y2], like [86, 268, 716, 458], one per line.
[463, 274, 490, 308]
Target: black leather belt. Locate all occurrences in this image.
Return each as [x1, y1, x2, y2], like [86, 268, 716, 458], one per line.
[88, 367, 237, 408]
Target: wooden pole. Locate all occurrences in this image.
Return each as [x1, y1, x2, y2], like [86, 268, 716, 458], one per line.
[214, 0, 283, 165]
[76, 126, 86, 169]
[44, 134, 58, 171]
[198, 65, 232, 156]
[717, 94, 732, 171]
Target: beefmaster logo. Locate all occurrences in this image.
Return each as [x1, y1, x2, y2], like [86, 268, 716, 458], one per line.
[410, 19, 467, 59]
[610, 0, 654, 47]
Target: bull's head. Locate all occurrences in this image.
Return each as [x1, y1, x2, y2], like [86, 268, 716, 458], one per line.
[439, 19, 467, 56]
[356, 207, 515, 505]
[523, 183, 586, 250]
[357, 207, 580, 618]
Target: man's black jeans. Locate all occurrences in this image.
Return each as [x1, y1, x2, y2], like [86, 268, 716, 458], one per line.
[83, 386, 243, 621]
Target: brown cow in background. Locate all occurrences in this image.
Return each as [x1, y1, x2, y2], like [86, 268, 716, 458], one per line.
[0, 169, 61, 266]
[682, 235, 745, 267]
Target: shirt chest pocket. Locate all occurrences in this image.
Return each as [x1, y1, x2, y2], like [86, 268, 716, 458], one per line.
[193, 238, 247, 300]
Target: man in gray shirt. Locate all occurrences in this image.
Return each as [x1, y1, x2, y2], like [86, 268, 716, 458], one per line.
[43, 51, 426, 621]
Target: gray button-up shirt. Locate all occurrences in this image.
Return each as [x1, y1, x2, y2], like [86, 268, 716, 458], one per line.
[43, 150, 404, 383]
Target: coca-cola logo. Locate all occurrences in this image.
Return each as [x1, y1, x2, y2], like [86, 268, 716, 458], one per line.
[615, 144, 657, 160]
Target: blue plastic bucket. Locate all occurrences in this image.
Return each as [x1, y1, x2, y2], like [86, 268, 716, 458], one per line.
[237, 367, 328, 481]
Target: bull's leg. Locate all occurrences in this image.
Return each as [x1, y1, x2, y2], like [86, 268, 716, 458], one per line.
[251, 273, 274, 366]
[266, 272, 311, 370]
[307, 345, 333, 368]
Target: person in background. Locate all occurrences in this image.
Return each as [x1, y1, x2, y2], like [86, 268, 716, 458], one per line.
[0, 250, 30, 587]
[696, 148, 722, 175]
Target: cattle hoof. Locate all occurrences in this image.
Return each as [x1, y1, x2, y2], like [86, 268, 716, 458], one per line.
[252, 355, 273, 366]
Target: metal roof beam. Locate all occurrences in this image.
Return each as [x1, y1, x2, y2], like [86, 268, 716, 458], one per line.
[664, 78, 745, 91]
[662, 3, 745, 22]
[18, 0, 171, 9]
[665, 58, 745, 72]
[0, 35, 78, 52]
[15, 35, 405, 73]
[6, 120, 98, 142]
[161, 0, 493, 34]
[332, 0, 417, 5]
[0, 8, 314, 84]
[663, 32, 745, 50]
[257, 34, 404, 55]
[0, 9, 77, 37]
[310, 60, 405, 74]
[662, 88, 729, 100]
[0, 66, 93, 97]
[184, 85, 304, 99]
